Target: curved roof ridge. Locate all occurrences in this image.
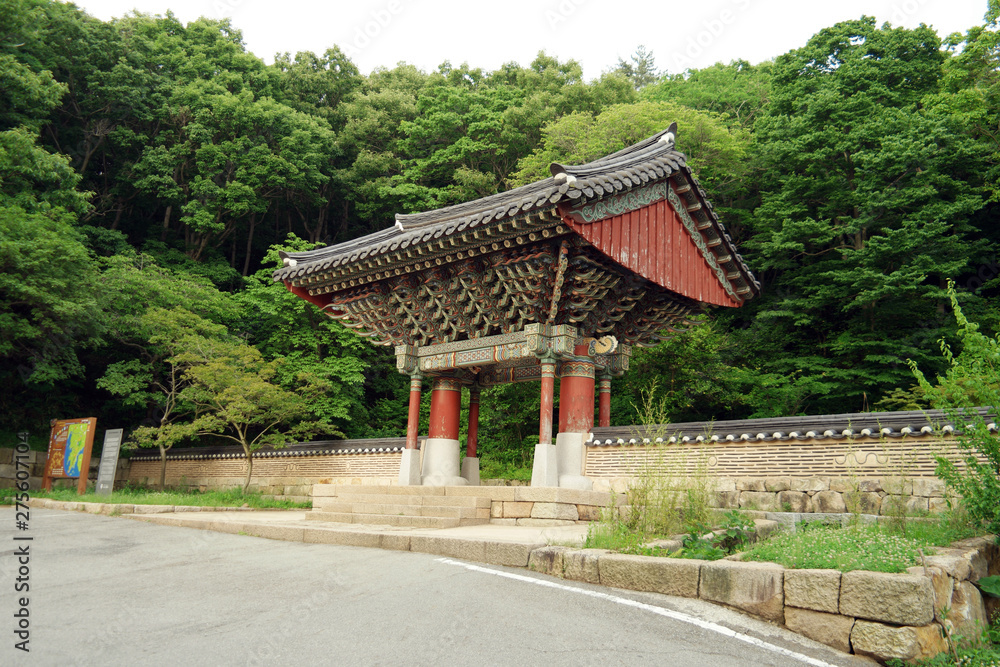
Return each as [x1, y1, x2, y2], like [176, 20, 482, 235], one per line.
[394, 176, 561, 229]
[587, 407, 995, 444]
[551, 123, 677, 178]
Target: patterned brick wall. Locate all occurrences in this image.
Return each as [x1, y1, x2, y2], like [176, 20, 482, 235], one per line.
[128, 452, 402, 491]
[585, 436, 962, 479]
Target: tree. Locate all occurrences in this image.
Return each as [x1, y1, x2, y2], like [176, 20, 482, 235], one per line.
[0, 204, 102, 385]
[95, 254, 237, 488]
[910, 283, 1000, 536]
[0, 126, 101, 427]
[179, 334, 332, 492]
[642, 60, 772, 130]
[615, 45, 659, 90]
[236, 237, 369, 432]
[512, 100, 751, 219]
[107, 307, 227, 490]
[730, 18, 992, 414]
[0, 0, 67, 132]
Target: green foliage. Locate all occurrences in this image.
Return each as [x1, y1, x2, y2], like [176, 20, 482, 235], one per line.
[0, 201, 102, 390]
[236, 237, 368, 431]
[980, 575, 1000, 598]
[725, 17, 993, 416]
[178, 330, 334, 491]
[0, 0, 67, 131]
[911, 284, 1000, 538]
[743, 522, 937, 573]
[7, 2, 1000, 458]
[476, 381, 540, 476]
[643, 60, 773, 130]
[583, 519, 647, 553]
[614, 45, 659, 91]
[513, 99, 749, 197]
[714, 510, 756, 553]
[676, 520, 726, 560]
[0, 483, 310, 509]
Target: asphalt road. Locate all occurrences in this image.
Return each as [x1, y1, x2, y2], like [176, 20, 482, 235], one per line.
[0, 508, 873, 666]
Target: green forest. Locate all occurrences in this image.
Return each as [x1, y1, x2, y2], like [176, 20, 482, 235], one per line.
[4, 0, 1000, 473]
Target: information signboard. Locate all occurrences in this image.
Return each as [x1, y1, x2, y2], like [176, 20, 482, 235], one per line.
[95, 429, 124, 496]
[43, 418, 97, 494]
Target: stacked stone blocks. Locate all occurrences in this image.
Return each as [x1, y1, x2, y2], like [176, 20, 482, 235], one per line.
[593, 475, 955, 516]
[528, 535, 998, 663]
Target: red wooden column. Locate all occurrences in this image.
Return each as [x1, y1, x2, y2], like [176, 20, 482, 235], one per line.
[466, 386, 480, 458]
[598, 374, 612, 428]
[405, 374, 423, 450]
[554, 344, 596, 490]
[423, 376, 466, 486]
[558, 344, 596, 435]
[539, 356, 557, 445]
[428, 376, 462, 440]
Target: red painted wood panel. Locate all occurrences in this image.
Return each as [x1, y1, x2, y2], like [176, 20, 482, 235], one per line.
[562, 199, 737, 307]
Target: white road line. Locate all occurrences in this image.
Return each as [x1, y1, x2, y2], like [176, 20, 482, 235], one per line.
[436, 558, 839, 667]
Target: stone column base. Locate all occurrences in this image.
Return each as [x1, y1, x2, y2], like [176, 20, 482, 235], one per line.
[421, 437, 467, 486]
[461, 457, 480, 486]
[531, 443, 558, 487]
[556, 432, 593, 490]
[398, 448, 421, 486]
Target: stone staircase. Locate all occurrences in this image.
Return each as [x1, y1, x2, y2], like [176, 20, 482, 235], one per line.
[308, 484, 492, 529]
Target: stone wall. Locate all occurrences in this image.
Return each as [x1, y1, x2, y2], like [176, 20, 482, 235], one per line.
[528, 536, 1000, 663]
[126, 452, 403, 496]
[0, 448, 127, 491]
[586, 435, 971, 515]
[586, 436, 962, 480]
[0, 446, 401, 498]
[594, 475, 955, 516]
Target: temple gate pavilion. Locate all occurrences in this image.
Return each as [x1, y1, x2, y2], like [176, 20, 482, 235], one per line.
[273, 124, 760, 490]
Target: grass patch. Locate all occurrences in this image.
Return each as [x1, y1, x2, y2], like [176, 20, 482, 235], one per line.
[0, 484, 310, 509]
[584, 508, 754, 560]
[742, 517, 978, 573]
[478, 458, 532, 482]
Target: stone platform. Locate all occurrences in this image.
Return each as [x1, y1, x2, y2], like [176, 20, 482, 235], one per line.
[309, 484, 621, 529]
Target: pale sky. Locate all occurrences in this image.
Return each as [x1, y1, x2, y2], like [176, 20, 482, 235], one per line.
[73, 0, 990, 77]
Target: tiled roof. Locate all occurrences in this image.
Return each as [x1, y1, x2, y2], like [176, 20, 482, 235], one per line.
[586, 408, 996, 446]
[129, 437, 410, 462]
[272, 124, 759, 295]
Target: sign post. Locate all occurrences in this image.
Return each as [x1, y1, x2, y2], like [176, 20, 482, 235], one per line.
[42, 418, 97, 495]
[95, 429, 124, 496]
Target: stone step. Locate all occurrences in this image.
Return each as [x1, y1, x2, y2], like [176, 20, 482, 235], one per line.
[312, 500, 488, 520]
[312, 493, 490, 509]
[313, 484, 447, 497]
[305, 511, 488, 529]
